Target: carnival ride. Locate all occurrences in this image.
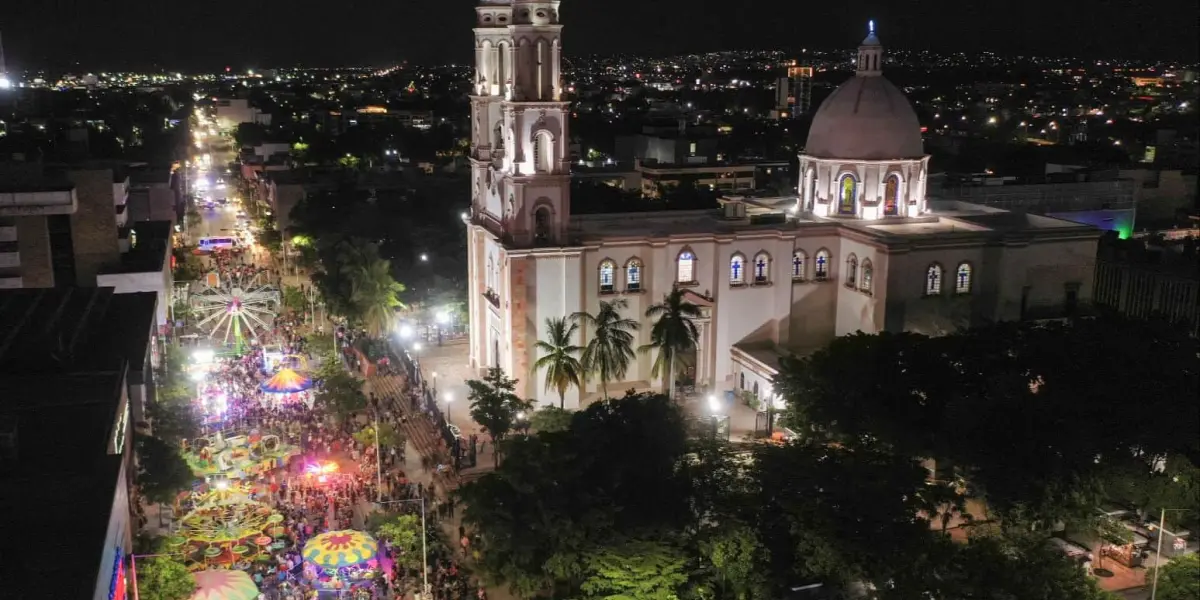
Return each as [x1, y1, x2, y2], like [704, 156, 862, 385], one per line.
[302, 530, 381, 592]
[172, 484, 286, 570]
[183, 429, 300, 479]
[190, 272, 280, 355]
[190, 569, 260, 600]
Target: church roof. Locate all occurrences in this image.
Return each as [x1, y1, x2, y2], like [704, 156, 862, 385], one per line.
[803, 27, 924, 161]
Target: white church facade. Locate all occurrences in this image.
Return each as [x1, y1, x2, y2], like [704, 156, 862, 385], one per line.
[464, 8, 1101, 409]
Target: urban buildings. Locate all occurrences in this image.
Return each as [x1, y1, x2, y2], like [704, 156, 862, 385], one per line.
[465, 18, 1103, 408]
[0, 162, 174, 329]
[0, 287, 160, 600]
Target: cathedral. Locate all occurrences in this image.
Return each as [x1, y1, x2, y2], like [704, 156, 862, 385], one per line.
[464, 5, 1100, 409]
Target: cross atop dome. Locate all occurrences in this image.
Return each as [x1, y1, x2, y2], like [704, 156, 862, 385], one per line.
[856, 20, 884, 77]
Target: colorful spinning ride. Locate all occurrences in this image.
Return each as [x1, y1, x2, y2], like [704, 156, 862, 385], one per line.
[191, 275, 279, 354]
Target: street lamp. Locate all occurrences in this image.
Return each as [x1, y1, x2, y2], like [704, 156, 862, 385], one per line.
[444, 392, 454, 423]
[1150, 508, 1191, 600]
[431, 371, 438, 393]
[398, 324, 414, 340]
[375, 498, 430, 600]
[419, 253, 429, 262]
[708, 394, 723, 439]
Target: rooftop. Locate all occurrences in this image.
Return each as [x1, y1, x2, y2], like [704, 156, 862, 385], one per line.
[570, 201, 1097, 244]
[0, 287, 157, 374]
[99, 219, 171, 274]
[0, 454, 124, 600]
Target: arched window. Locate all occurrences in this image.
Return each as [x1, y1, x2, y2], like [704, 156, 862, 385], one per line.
[677, 249, 696, 284]
[883, 174, 901, 216]
[534, 206, 551, 245]
[730, 253, 747, 285]
[926, 263, 943, 296]
[533, 132, 553, 173]
[599, 259, 616, 293]
[955, 262, 972, 294]
[814, 249, 830, 281]
[792, 250, 807, 281]
[838, 174, 857, 216]
[486, 254, 495, 290]
[753, 252, 771, 284]
[739, 372, 745, 390]
[846, 254, 858, 287]
[860, 259, 873, 292]
[625, 258, 642, 291]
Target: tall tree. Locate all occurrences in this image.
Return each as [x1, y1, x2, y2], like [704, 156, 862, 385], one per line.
[373, 513, 426, 573]
[573, 298, 640, 399]
[579, 540, 689, 600]
[466, 368, 531, 466]
[345, 243, 406, 338]
[533, 317, 585, 409]
[135, 436, 195, 505]
[641, 290, 701, 400]
[133, 555, 196, 600]
[316, 370, 367, 423]
[1151, 553, 1200, 600]
[459, 393, 690, 597]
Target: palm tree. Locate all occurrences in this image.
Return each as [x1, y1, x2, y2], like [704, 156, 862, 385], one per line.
[533, 317, 585, 409]
[573, 299, 640, 399]
[350, 257, 406, 338]
[339, 239, 406, 338]
[640, 289, 701, 400]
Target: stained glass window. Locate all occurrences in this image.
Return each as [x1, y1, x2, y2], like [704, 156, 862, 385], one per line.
[792, 251, 806, 280]
[861, 259, 873, 292]
[730, 254, 746, 285]
[754, 253, 770, 283]
[884, 175, 900, 216]
[626, 258, 642, 291]
[926, 264, 943, 295]
[815, 250, 830, 280]
[846, 255, 858, 286]
[678, 250, 696, 283]
[599, 260, 615, 293]
[838, 175, 857, 215]
[955, 263, 972, 294]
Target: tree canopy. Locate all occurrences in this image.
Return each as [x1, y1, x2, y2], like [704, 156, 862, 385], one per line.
[1152, 553, 1200, 600]
[134, 555, 196, 600]
[135, 435, 195, 505]
[465, 368, 531, 466]
[455, 314, 1195, 599]
[775, 315, 1200, 529]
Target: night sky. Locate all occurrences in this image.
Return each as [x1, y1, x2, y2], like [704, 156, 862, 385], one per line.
[2, 0, 1197, 71]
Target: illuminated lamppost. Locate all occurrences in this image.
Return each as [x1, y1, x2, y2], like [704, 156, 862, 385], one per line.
[1150, 508, 1191, 600]
[375, 498, 430, 600]
[444, 391, 454, 423]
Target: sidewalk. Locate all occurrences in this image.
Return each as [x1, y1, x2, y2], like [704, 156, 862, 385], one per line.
[363, 368, 519, 600]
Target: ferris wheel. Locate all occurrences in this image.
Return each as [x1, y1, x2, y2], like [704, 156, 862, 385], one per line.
[191, 274, 280, 353]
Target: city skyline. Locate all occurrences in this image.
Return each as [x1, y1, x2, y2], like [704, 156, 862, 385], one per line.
[1, 0, 1197, 71]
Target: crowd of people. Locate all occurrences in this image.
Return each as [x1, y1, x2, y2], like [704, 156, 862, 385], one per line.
[170, 249, 487, 600]
[175, 250, 483, 599]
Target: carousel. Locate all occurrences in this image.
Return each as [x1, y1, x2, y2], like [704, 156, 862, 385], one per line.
[259, 367, 315, 408]
[302, 530, 381, 594]
[182, 428, 300, 479]
[171, 483, 288, 571]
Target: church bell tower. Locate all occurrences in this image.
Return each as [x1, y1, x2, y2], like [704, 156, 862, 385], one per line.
[469, 0, 570, 247]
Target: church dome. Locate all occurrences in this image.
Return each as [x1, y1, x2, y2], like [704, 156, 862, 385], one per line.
[803, 27, 924, 161]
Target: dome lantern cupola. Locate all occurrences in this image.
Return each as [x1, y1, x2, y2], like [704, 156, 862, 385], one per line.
[856, 20, 883, 77]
